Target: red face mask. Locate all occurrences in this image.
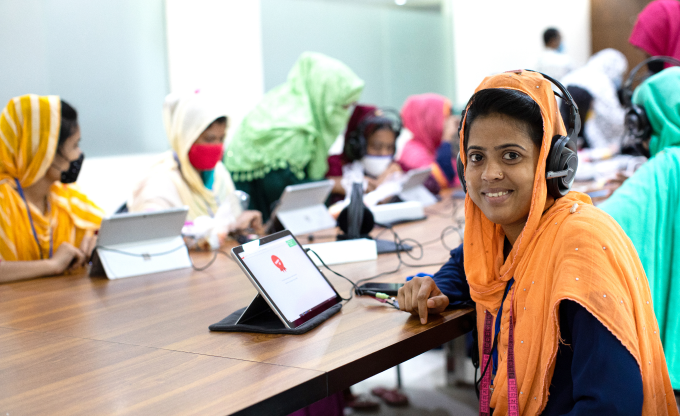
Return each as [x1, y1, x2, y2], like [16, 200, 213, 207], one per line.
[187, 143, 224, 171]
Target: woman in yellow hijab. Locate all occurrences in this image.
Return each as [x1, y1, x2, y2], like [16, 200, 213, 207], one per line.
[0, 95, 104, 283]
[398, 71, 677, 415]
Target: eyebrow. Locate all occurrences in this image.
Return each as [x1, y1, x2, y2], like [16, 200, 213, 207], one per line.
[467, 143, 527, 152]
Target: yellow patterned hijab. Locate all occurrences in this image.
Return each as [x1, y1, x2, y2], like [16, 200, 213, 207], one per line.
[0, 95, 103, 262]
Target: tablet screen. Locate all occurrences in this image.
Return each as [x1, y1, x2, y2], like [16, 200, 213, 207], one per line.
[234, 232, 340, 327]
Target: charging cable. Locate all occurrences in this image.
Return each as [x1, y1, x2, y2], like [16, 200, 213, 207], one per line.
[305, 248, 399, 309]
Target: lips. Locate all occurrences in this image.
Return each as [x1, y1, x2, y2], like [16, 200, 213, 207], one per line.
[481, 189, 514, 204]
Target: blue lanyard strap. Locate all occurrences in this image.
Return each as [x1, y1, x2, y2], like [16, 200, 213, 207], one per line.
[15, 178, 53, 259]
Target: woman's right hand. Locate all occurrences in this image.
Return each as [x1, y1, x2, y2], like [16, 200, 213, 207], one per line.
[234, 210, 264, 234]
[49, 243, 86, 275]
[397, 275, 449, 324]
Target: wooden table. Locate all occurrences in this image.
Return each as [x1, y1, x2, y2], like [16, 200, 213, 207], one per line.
[0, 195, 474, 416]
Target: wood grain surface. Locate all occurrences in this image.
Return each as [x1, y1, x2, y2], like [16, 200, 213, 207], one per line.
[0, 328, 327, 416]
[0, 193, 474, 415]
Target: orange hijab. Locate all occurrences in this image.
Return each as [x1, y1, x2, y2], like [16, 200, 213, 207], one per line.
[459, 71, 678, 415]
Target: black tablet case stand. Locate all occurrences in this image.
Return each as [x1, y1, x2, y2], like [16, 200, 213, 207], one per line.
[209, 294, 342, 335]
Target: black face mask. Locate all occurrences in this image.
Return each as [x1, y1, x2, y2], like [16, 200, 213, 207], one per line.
[60, 152, 84, 184]
[647, 60, 665, 74]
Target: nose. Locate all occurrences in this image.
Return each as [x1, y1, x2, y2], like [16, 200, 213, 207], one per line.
[481, 158, 504, 182]
[379, 148, 393, 156]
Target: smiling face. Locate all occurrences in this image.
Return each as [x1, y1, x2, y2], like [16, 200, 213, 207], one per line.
[465, 113, 541, 236]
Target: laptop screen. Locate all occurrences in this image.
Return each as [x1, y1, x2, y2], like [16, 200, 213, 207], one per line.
[234, 232, 339, 326]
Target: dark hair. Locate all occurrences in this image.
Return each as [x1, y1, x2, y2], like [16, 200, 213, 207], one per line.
[58, 100, 78, 147]
[343, 116, 399, 161]
[211, 116, 227, 126]
[364, 121, 397, 141]
[462, 88, 543, 153]
[543, 28, 560, 46]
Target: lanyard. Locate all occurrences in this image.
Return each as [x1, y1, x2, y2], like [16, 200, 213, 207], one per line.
[15, 178, 53, 259]
[479, 281, 520, 416]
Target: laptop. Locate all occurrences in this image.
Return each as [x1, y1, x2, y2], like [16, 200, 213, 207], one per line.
[90, 207, 191, 279]
[267, 180, 336, 235]
[398, 166, 438, 207]
[231, 230, 342, 329]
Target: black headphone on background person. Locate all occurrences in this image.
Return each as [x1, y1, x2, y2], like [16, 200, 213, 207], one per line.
[620, 56, 680, 145]
[456, 70, 581, 199]
[344, 108, 403, 161]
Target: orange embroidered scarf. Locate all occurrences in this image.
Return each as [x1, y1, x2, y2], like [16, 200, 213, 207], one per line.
[459, 71, 678, 415]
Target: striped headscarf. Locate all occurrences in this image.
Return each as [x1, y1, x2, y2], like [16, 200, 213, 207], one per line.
[0, 95, 103, 262]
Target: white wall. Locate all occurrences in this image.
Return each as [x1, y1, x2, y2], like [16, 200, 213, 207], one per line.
[260, 0, 453, 110]
[447, 0, 591, 108]
[164, 0, 265, 139]
[0, 0, 170, 157]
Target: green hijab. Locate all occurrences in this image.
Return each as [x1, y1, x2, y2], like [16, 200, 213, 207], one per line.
[225, 52, 364, 182]
[599, 67, 680, 388]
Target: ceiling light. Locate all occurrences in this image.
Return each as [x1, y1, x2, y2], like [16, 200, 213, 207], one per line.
[395, 0, 407, 5]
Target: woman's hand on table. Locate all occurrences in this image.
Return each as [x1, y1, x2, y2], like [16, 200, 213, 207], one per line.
[234, 210, 264, 234]
[397, 275, 449, 324]
[49, 243, 86, 275]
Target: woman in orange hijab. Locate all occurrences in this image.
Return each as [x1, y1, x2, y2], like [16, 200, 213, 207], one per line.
[398, 71, 677, 415]
[0, 95, 104, 283]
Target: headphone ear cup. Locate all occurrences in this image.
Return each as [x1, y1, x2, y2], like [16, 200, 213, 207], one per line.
[344, 130, 365, 161]
[456, 152, 467, 193]
[546, 135, 578, 199]
[625, 105, 651, 140]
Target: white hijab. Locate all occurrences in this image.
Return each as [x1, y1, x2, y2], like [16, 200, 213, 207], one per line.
[561, 48, 628, 149]
[130, 92, 242, 220]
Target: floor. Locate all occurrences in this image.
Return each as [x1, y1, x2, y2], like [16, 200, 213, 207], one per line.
[347, 349, 478, 416]
[347, 349, 680, 416]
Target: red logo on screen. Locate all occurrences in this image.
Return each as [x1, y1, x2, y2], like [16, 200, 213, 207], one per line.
[271, 255, 286, 272]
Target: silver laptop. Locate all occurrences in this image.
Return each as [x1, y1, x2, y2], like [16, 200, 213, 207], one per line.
[398, 166, 438, 206]
[269, 180, 336, 235]
[90, 207, 190, 279]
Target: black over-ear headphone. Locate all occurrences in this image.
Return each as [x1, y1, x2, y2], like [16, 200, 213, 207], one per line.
[456, 70, 581, 199]
[621, 56, 680, 146]
[344, 108, 402, 161]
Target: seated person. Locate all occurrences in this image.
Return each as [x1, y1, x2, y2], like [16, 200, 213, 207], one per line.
[0, 95, 104, 283]
[224, 52, 364, 222]
[397, 72, 676, 415]
[397, 93, 458, 193]
[599, 67, 680, 392]
[560, 48, 628, 150]
[629, 0, 680, 71]
[326, 104, 402, 203]
[535, 27, 573, 80]
[128, 92, 262, 235]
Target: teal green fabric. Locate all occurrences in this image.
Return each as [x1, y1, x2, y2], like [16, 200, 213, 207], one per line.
[199, 169, 215, 190]
[599, 67, 680, 388]
[233, 167, 310, 222]
[225, 52, 364, 182]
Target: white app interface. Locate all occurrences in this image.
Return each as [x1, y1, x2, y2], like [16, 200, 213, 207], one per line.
[240, 237, 337, 322]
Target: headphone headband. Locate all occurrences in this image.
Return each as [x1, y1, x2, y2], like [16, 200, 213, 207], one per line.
[457, 69, 580, 199]
[344, 107, 402, 161]
[621, 56, 680, 106]
[524, 70, 581, 144]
